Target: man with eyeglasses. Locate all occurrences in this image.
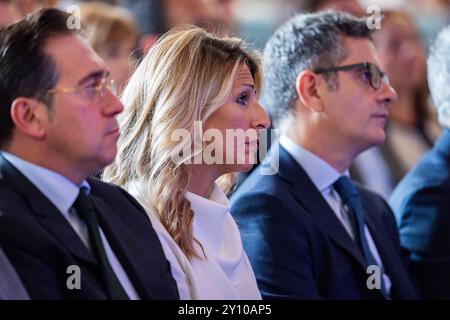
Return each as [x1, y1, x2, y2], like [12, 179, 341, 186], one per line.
[0, 8, 179, 299]
[231, 11, 417, 299]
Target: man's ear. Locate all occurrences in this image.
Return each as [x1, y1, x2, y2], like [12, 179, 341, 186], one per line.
[296, 70, 325, 112]
[10, 97, 48, 139]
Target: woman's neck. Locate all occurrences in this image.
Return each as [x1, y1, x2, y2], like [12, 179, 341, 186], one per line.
[186, 165, 219, 198]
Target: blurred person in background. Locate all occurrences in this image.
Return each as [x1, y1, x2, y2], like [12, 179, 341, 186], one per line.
[122, 0, 236, 55]
[352, 10, 441, 199]
[390, 25, 450, 299]
[15, 0, 59, 15]
[297, 0, 365, 17]
[198, 0, 236, 35]
[412, 0, 450, 48]
[121, 0, 167, 54]
[80, 2, 138, 91]
[0, 0, 21, 27]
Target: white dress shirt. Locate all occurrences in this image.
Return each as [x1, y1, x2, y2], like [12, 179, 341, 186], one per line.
[1, 151, 139, 300]
[279, 136, 392, 295]
[128, 181, 261, 300]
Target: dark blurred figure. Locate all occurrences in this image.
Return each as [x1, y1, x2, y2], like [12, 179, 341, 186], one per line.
[0, 246, 29, 299]
[390, 25, 450, 300]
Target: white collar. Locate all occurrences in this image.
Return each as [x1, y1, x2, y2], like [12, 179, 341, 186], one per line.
[279, 135, 349, 192]
[1, 151, 90, 215]
[185, 184, 230, 253]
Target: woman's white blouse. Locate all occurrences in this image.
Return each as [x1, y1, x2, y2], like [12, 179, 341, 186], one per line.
[128, 182, 261, 300]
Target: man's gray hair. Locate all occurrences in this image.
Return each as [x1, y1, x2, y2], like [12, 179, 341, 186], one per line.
[262, 11, 372, 128]
[428, 26, 450, 129]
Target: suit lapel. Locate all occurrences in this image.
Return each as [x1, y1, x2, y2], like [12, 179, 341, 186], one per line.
[363, 201, 413, 298]
[0, 246, 29, 299]
[0, 154, 96, 266]
[90, 194, 153, 299]
[273, 144, 368, 270]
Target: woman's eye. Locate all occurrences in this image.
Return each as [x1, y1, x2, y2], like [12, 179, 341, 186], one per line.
[236, 93, 248, 105]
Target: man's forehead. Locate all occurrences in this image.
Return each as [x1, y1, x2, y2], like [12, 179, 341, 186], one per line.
[343, 37, 381, 66]
[44, 34, 107, 82]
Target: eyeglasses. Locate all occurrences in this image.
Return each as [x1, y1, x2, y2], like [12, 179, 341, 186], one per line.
[313, 62, 389, 90]
[47, 78, 117, 100]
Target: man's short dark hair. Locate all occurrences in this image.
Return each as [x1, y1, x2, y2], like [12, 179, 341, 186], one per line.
[0, 8, 77, 148]
[262, 11, 372, 128]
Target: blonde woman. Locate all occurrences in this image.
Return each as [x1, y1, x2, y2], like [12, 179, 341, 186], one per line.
[103, 26, 270, 299]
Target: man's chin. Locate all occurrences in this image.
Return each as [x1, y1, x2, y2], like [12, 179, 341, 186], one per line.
[355, 132, 386, 155]
[94, 155, 117, 175]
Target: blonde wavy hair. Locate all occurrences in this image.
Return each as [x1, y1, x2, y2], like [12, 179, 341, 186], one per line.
[103, 26, 262, 260]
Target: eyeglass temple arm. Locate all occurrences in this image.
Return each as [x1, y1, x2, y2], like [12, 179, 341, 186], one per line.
[313, 63, 368, 74]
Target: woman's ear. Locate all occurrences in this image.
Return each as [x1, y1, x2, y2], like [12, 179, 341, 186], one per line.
[296, 70, 325, 112]
[10, 97, 47, 140]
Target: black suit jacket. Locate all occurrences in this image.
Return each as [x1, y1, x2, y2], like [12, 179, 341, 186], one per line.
[0, 154, 179, 300]
[390, 129, 450, 299]
[231, 143, 417, 300]
[0, 246, 29, 300]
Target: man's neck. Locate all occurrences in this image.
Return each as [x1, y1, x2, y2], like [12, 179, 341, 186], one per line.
[3, 145, 88, 185]
[286, 127, 358, 174]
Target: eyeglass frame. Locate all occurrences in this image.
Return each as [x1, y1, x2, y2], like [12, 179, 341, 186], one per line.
[313, 62, 389, 90]
[46, 77, 117, 100]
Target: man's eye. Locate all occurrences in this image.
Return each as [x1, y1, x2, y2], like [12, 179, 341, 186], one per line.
[87, 80, 102, 91]
[81, 82, 99, 98]
[360, 70, 372, 83]
[85, 84, 97, 93]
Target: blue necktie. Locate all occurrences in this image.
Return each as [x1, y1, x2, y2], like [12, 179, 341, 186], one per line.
[333, 176, 388, 298]
[73, 188, 129, 300]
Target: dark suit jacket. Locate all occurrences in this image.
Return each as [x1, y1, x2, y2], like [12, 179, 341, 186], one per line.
[390, 129, 450, 299]
[0, 246, 29, 300]
[231, 143, 417, 300]
[0, 154, 179, 300]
